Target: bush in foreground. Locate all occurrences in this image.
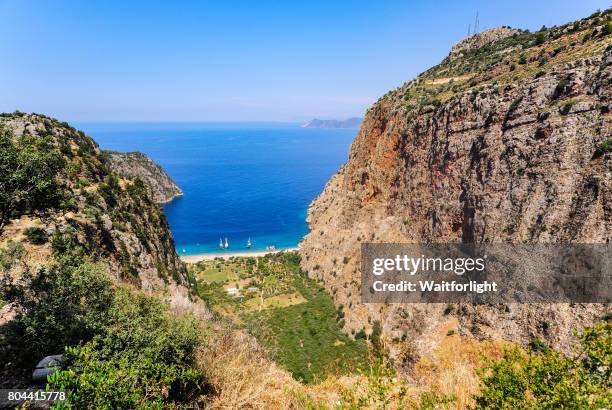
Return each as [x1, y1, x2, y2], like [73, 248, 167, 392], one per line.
[1, 254, 208, 408]
[48, 288, 206, 408]
[1, 261, 114, 363]
[474, 322, 611, 409]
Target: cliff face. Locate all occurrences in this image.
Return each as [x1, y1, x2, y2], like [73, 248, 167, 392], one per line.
[300, 12, 611, 361]
[103, 151, 183, 204]
[0, 114, 194, 298]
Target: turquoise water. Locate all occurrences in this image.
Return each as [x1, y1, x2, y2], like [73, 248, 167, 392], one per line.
[74, 122, 355, 255]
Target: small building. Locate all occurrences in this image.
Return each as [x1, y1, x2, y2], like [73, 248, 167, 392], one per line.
[247, 287, 258, 293]
[227, 287, 238, 295]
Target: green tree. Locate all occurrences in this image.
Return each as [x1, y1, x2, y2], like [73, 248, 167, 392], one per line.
[0, 260, 114, 362]
[534, 31, 546, 45]
[0, 126, 66, 232]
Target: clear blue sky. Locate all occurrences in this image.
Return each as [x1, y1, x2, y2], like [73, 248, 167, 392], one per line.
[0, 0, 608, 121]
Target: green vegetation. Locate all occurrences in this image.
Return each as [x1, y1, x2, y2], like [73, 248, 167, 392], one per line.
[0, 240, 25, 271]
[391, 8, 612, 115]
[0, 126, 66, 232]
[24, 227, 49, 244]
[1, 260, 114, 361]
[0, 244, 207, 408]
[48, 288, 205, 409]
[553, 75, 572, 99]
[474, 322, 611, 409]
[506, 97, 523, 118]
[593, 138, 612, 159]
[191, 252, 369, 383]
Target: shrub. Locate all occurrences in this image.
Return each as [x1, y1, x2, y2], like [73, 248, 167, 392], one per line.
[0, 260, 114, 363]
[506, 97, 523, 118]
[553, 75, 571, 99]
[98, 174, 122, 208]
[51, 229, 87, 266]
[48, 288, 206, 408]
[592, 139, 612, 159]
[371, 320, 383, 352]
[2, 252, 208, 407]
[24, 227, 48, 244]
[0, 240, 26, 272]
[560, 101, 575, 115]
[474, 322, 611, 409]
[528, 337, 549, 353]
[355, 328, 367, 340]
[444, 303, 454, 315]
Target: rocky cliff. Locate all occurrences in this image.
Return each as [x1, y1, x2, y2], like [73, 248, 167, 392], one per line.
[103, 150, 183, 204]
[0, 113, 196, 300]
[300, 11, 611, 364]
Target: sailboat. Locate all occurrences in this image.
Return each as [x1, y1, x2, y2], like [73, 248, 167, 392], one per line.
[219, 238, 224, 249]
[246, 237, 252, 248]
[224, 237, 229, 249]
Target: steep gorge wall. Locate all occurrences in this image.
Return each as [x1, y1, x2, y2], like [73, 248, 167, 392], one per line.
[0, 114, 203, 315]
[300, 17, 611, 363]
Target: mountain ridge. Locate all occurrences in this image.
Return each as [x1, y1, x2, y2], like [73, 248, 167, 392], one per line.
[299, 9, 611, 367]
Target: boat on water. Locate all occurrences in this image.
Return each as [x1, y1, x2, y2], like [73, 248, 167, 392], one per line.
[246, 237, 252, 248]
[224, 237, 229, 249]
[219, 238, 224, 249]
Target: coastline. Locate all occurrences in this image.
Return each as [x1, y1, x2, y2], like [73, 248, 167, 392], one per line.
[180, 247, 299, 263]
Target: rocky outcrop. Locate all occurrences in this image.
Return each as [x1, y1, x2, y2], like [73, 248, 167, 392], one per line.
[300, 11, 611, 365]
[450, 27, 519, 60]
[302, 117, 363, 129]
[103, 151, 183, 204]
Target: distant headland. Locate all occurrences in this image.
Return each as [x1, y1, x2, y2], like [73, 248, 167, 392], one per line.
[301, 117, 362, 129]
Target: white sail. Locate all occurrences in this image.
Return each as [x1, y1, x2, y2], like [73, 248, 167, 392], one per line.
[224, 237, 229, 249]
[247, 237, 252, 248]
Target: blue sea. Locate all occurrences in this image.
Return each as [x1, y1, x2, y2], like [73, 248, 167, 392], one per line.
[74, 122, 355, 255]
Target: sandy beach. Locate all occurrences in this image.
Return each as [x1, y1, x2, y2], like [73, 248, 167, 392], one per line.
[180, 247, 299, 263]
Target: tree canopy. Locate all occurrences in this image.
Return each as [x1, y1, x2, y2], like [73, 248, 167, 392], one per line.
[0, 126, 66, 232]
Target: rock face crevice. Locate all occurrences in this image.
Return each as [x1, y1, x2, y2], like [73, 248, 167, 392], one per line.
[300, 14, 611, 360]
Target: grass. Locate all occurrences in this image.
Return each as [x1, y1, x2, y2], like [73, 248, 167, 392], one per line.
[190, 252, 369, 384]
[191, 258, 251, 283]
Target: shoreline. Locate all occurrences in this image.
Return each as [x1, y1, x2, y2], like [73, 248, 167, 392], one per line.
[180, 247, 299, 263]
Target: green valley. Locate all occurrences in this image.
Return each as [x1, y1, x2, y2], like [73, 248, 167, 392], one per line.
[189, 252, 369, 383]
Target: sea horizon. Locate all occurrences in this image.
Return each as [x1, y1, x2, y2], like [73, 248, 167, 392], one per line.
[75, 121, 356, 255]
